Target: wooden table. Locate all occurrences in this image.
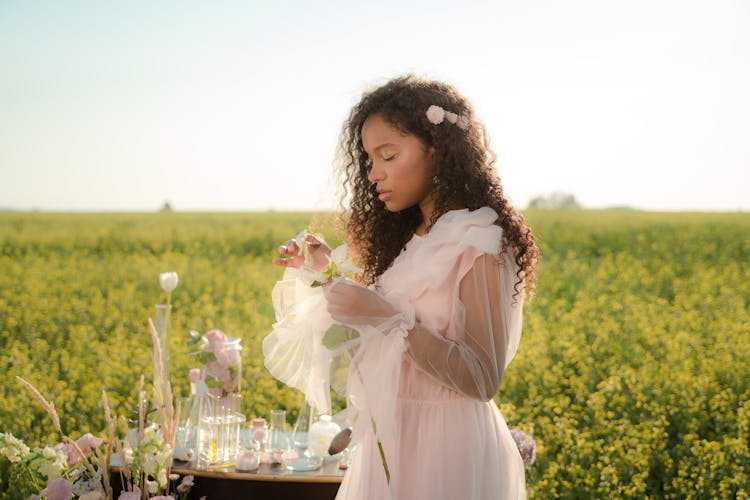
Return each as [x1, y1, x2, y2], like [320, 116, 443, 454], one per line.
[111, 458, 344, 499]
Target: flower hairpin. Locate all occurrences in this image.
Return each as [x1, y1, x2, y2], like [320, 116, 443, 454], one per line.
[426, 105, 469, 130]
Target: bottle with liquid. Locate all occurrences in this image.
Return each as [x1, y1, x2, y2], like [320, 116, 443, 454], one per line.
[194, 383, 218, 469]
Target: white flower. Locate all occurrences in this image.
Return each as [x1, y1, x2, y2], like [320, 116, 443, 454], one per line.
[142, 455, 158, 476]
[143, 425, 163, 444]
[42, 445, 59, 459]
[300, 244, 363, 287]
[156, 449, 171, 467]
[457, 115, 470, 130]
[328, 244, 363, 275]
[29, 446, 67, 479]
[0, 432, 30, 463]
[445, 111, 458, 124]
[426, 105, 445, 124]
[159, 272, 179, 293]
[146, 479, 159, 494]
[157, 467, 168, 487]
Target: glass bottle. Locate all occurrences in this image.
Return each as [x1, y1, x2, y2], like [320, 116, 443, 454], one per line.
[201, 337, 242, 412]
[292, 399, 312, 452]
[286, 399, 321, 471]
[154, 304, 172, 381]
[250, 418, 269, 450]
[268, 409, 287, 453]
[195, 386, 218, 469]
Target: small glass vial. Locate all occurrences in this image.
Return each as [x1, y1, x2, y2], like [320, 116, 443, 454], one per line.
[236, 449, 260, 471]
[268, 409, 287, 459]
[249, 418, 269, 450]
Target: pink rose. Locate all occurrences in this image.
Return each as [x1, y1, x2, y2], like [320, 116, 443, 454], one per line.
[189, 368, 202, 383]
[426, 105, 445, 124]
[204, 362, 231, 383]
[204, 330, 227, 350]
[117, 487, 141, 500]
[42, 478, 72, 500]
[76, 433, 103, 456]
[54, 442, 80, 467]
[176, 474, 194, 493]
[222, 378, 238, 394]
[215, 348, 240, 368]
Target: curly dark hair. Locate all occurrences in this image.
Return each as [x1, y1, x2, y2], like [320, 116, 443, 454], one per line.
[336, 75, 538, 299]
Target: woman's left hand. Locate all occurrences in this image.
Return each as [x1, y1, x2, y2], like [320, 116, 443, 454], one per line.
[323, 279, 397, 325]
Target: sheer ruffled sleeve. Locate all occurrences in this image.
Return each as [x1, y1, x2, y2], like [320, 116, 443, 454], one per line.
[405, 251, 524, 401]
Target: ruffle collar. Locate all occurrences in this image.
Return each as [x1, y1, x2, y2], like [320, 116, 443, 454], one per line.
[378, 207, 503, 307]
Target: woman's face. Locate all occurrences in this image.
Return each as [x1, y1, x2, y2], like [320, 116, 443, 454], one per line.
[361, 113, 435, 216]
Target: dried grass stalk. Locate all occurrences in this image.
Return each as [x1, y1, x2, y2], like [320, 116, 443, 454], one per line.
[16, 376, 61, 433]
[100, 390, 114, 499]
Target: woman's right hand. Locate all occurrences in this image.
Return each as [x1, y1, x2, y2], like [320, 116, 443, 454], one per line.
[272, 232, 331, 272]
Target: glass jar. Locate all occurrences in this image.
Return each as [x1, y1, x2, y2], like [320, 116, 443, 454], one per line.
[201, 337, 242, 408]
[286, 399, 321, 471]
[249, 418, 269, 450]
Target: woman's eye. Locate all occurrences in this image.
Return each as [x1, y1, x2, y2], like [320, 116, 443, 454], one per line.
[383, 154, 396, 162]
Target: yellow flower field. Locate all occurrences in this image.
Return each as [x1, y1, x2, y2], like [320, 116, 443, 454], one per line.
[1, 210, 748, 498]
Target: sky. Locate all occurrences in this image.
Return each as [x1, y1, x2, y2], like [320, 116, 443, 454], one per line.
[1, 0, 748, 212]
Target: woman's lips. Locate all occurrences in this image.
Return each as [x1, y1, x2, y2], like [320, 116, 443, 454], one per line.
[378, 191, 392, 202]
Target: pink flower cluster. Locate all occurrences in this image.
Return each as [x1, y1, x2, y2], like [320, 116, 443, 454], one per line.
[41, 478, 72, 500]
[204, 329, 227, 350]
[53, 433, 103, 467]
[510, 428, 536, 465]
[117, 488, 141, 500]
[201, 330, 241, 396]
[176, 474, 194, 493]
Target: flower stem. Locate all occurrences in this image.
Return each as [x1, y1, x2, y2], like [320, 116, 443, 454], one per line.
[359, 374, 390, 485]
[377, 438, 390, 484]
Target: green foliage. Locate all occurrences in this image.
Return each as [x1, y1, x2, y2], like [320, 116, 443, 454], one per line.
[1, 209, 748, 498]
[504, 210, 750, 498]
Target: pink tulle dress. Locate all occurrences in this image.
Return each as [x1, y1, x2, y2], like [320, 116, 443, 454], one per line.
[264, 207, 526, 500]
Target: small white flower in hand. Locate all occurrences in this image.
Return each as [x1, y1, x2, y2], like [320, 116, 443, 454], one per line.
[159, 272, 179, 293]
[301, 244, 363, 287]
[329, 245, 363, 275]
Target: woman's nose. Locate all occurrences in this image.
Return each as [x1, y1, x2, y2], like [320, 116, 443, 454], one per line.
[368, 162, 384, 183]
